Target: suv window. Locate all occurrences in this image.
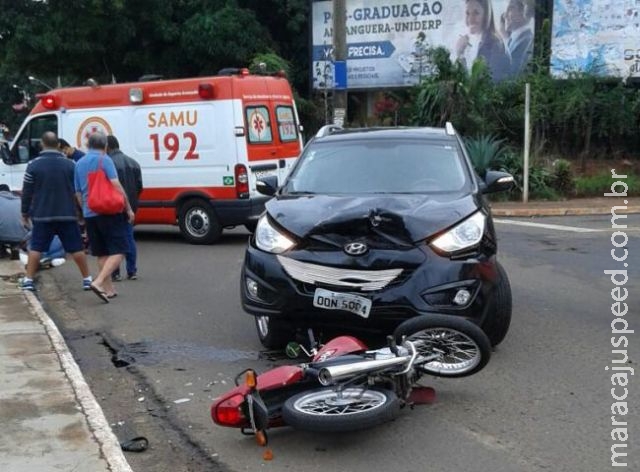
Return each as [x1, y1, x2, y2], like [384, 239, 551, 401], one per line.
[11, 115, 58, 164]
[284, 138, 469, 194]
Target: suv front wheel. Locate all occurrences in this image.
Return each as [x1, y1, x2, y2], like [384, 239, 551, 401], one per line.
[255, 315, 294, 349]
[481, 262, 512, 347]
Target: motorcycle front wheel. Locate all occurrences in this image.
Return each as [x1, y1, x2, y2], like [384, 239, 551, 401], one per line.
[394, 314, 491, 378]
[282, 387, 400, 432]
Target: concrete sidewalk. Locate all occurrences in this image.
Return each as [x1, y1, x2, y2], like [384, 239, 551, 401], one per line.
[0, 259, 132, 472]
[490, 197, 640, 217]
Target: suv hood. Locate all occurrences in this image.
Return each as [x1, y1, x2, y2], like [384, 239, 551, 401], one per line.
[265, 194, 480, 243]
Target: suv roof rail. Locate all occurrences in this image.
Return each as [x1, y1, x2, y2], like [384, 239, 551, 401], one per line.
[445, 122, 456, 136]
[315, 124, 343, 138]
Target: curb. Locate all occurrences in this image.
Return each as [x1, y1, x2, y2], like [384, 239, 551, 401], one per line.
[12, 264, 134, 472]
[490, 206, 640, 217]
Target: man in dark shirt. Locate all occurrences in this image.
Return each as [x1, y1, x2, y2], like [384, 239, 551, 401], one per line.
[20, 132, 91, 291]
[107, 135, 143, 281]
[59, 138, 86, 162]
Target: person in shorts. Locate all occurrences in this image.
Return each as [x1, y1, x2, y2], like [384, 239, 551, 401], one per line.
[74, 131, 135, 302]
[20, 132, 91, 291]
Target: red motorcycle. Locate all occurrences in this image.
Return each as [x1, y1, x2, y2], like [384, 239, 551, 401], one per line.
[211, 314, 491, 444]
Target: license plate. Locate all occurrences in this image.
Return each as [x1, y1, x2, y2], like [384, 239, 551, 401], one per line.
[313, 288, 372, 318]
[253, 169, 277, 180]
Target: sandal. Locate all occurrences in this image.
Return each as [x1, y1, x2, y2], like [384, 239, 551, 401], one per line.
[120, 436, 149, 453]
[89, 283, 110, 303]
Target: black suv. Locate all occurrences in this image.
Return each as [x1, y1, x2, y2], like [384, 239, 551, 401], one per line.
[241, 125, 514, 348]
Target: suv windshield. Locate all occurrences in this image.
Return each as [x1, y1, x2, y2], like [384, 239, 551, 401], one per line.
[283, 138, 469, 194]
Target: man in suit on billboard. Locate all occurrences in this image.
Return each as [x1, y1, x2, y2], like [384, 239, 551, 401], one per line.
[501, 0, 534, 77]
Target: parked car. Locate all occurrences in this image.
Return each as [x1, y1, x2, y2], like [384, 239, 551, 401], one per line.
[240, 124, 514, 348]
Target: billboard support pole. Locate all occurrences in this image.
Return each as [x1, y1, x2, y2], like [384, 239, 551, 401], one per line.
[523, 82, 531, 203]
[333, 0, 347, 126]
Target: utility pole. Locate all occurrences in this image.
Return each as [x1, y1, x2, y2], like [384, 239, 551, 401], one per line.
[333, 0, 347, 126]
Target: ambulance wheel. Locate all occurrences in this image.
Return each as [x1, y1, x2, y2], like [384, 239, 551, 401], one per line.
[179, 198, 222, 245]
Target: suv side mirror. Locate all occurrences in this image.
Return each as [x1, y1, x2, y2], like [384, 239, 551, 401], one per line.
[256, 175, 278, 197]
[482, 171, 514, 194]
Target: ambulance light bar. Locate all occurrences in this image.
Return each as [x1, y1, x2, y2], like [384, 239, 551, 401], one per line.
[38, 94, 58, 110]
[198, 83, 214, 99]
[129, 88, 144, 104]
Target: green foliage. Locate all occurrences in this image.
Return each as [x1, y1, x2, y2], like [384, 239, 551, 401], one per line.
[414, 47, 498, 135]
[575, 173, 640, 197]
[181, 5, 272, 76]
[0, 0, 312, 134]
[411, 22, 640, 174]
[495, 151, 558, 200]
[551, 159, 575, 196]
[0, 0, 308, 86]
[464, 135, 508, 176]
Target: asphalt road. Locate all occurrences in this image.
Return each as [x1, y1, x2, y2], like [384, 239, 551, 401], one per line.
[36, 215, 639, 472]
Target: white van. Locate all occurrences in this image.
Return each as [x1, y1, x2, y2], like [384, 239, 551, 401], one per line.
[0, 69, 303, 243]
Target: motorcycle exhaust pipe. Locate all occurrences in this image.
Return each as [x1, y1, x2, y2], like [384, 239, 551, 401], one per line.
[318, 356, 410, 386]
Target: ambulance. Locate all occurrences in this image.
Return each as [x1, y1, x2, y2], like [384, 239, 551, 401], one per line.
[0, 69, 304, 244]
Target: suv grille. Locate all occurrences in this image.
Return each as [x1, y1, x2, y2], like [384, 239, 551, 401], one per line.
[277, 256, 402, 291]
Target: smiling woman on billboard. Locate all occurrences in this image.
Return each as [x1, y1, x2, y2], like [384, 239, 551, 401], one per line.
[454, 0, 512, 81]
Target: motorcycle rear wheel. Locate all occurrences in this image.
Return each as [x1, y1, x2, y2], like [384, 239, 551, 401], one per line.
[282, 387, 400, 432]
[394, 314, 491, 378]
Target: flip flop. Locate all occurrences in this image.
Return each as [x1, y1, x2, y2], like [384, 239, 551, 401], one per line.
[120, 436, 149, 453]
[89, 283, 110, 303]
[107, 293, 118, 299]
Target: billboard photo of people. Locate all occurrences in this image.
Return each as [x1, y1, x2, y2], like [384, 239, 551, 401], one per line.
[311, 0, 535, 90]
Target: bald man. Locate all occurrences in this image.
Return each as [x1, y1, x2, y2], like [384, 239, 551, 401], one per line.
[20, 131, 91, 291]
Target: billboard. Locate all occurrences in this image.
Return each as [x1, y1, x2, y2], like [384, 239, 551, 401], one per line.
[311, 0, 535, 89]
[551, 0, 640, 78]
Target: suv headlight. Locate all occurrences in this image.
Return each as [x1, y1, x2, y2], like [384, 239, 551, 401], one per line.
[255, 215, 295, 253]
[431, 212, 486, 253]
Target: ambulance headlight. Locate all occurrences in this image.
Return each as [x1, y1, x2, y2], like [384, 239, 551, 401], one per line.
[255, 216, 295, 254]
[431, 212, 486, 253]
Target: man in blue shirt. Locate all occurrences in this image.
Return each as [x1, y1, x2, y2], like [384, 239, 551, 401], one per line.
[75, 132, 134, 302]
[20, 132, 91, 291]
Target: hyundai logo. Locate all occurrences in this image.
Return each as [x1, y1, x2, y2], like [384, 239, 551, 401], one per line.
[344, 242, 368, 256]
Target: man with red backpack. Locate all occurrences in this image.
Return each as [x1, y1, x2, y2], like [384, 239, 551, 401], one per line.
[74, 131, 134, 302]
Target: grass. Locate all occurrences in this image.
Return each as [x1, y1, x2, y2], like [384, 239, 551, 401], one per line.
[574, 172, 639, 198]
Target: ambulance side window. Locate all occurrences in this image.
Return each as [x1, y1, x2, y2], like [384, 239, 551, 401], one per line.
[245, 106, 273, 144]
[276, 106, 298, 142]
[12, 115, 58, 164]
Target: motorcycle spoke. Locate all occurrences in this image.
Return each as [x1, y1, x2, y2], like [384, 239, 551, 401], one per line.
[408, 328, 481, 374]
[293, 389, 388, 416]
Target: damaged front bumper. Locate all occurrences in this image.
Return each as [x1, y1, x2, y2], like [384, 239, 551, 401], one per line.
[240, 242, 500, 335]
